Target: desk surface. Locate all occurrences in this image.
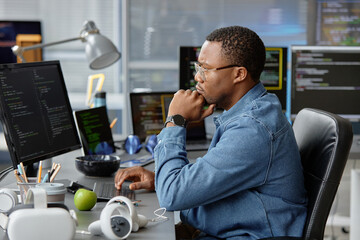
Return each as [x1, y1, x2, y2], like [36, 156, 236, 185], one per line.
[0, 149, 175, 240]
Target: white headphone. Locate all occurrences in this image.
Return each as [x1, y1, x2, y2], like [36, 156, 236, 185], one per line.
[0, 188, 77, 240]
[88, 196, 148, 239]
[0, 189, 18, 213]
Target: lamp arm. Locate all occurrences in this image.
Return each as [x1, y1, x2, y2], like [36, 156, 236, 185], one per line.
[22, 37, 83, 51]
[12, 36, 83, 62]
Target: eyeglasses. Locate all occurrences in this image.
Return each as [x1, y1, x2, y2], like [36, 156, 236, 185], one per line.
[194, 62, 241, 81]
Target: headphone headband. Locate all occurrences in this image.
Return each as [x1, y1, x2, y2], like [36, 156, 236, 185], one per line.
[24, 188, 47, 209]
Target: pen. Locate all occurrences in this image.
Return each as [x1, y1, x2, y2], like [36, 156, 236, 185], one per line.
[19, 162, 28, 183]
[49, 163, 58, 177]
[50, 164, 61, 182]
[17, 164, 22, 175]
[132, 200, 141, 206]
[110, 118, 118, 129]
[47, 170, 51, 182]
[37, 161, 43, 183]
[41, 172, 49, 183]
[49, 164, 57, 179]
[17, 165, 26, 182]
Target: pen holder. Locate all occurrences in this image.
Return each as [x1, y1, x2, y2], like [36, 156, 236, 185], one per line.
[17, 177, 38, 203]
[18, 179, 66, 204]
[36, 183, 66, 204]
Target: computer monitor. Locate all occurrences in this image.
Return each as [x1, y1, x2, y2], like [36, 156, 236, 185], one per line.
[307, 0, 360, 46]
[129, 92, 208, 143]
[291, 45, 360, 119]
[261, 47, 288, 110]
[179, 46, 288, 110]
[0, 61, 81, 169]
[179, 46, 201, 91]
[129, 92, 170, 142]
[0, 20, 42, 63]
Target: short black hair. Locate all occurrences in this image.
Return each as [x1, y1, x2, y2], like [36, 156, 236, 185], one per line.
[206, 26, 265, 82]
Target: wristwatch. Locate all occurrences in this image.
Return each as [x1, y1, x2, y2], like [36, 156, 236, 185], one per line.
[164, 114, 188, 128]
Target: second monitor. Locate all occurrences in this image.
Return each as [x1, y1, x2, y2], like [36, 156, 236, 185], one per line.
[291, 45, 360, 119]
[179, 46, 288, 111]
[129, 92, 211, 150]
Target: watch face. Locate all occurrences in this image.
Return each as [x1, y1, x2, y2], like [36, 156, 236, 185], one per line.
[173, 114, 186, 126]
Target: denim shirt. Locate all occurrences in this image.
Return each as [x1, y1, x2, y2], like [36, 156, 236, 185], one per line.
[154, 83, 307, 240]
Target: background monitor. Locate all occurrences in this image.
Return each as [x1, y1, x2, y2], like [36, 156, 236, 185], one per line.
[261, 47, 288, 111]
[129, 92, 207, 142]
[129, 92, 170, 142]
[0, 20, 42, 63]
[0, 61, 81, 169]
[179, 46, 201, 91]
[291, 45, 360, 119]
[179, 46, 288, 111]
[307, 0, 360, 46]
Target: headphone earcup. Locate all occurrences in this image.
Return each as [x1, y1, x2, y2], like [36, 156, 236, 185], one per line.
[144, 134, 157, 155]
[124, 135, 142, 154]
[0, 188, 18, 213]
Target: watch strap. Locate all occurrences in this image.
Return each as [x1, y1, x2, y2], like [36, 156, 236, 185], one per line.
[164, 114, 187, 128]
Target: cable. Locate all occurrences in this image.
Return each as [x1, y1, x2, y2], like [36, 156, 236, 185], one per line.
[150, 207, 168, 223]
[76, 230, 92, 235]
[0, 166, 13, 182]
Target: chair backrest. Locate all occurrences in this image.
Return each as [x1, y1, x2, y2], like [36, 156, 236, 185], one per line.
[292, 108, 353, 240]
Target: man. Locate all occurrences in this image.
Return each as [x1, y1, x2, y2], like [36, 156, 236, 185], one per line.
[115, 26, 307, 239]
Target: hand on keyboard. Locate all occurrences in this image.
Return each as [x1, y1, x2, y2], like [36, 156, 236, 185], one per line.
[114, 166, 155, 191]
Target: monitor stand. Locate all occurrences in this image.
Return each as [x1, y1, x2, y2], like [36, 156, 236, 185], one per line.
[25, 158, 52, 177]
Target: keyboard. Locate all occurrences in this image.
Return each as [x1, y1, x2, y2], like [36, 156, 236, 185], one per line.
[93, 182, 136, 201]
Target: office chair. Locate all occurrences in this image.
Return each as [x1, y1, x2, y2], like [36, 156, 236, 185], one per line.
[260, 108, 353, 240]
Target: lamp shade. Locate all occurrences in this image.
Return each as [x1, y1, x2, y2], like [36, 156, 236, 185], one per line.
[85, 33, 121, 70]
[11, 20, 121, 69]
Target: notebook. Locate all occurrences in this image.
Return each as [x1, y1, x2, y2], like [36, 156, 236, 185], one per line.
[129, 92, 211, 150]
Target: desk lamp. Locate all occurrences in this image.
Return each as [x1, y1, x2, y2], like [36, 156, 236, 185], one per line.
[11, 20, 121, 69]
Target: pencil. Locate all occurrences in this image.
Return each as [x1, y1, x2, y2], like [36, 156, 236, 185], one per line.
[110, 118, 118, 129]
[50, 164, 61, 182]
[15, 170, 25, 183]
[19, 162, 28, 183]
[51, 162, 56, 172]
[37, 161, 43, 183]
[14, 170, 23, 183]
[49, 163, 58, 177]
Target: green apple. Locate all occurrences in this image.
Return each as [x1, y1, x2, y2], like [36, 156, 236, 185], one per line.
[74, 188, 97, 211]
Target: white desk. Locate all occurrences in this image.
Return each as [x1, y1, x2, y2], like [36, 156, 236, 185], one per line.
[0, 149, 175, 240]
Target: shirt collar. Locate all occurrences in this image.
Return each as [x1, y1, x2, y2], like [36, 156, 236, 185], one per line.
[214, 82, 267, 124]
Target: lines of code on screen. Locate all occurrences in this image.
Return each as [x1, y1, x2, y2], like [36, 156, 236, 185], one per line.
[291, 47, 360, 117]
[0, 63, 79, 162]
